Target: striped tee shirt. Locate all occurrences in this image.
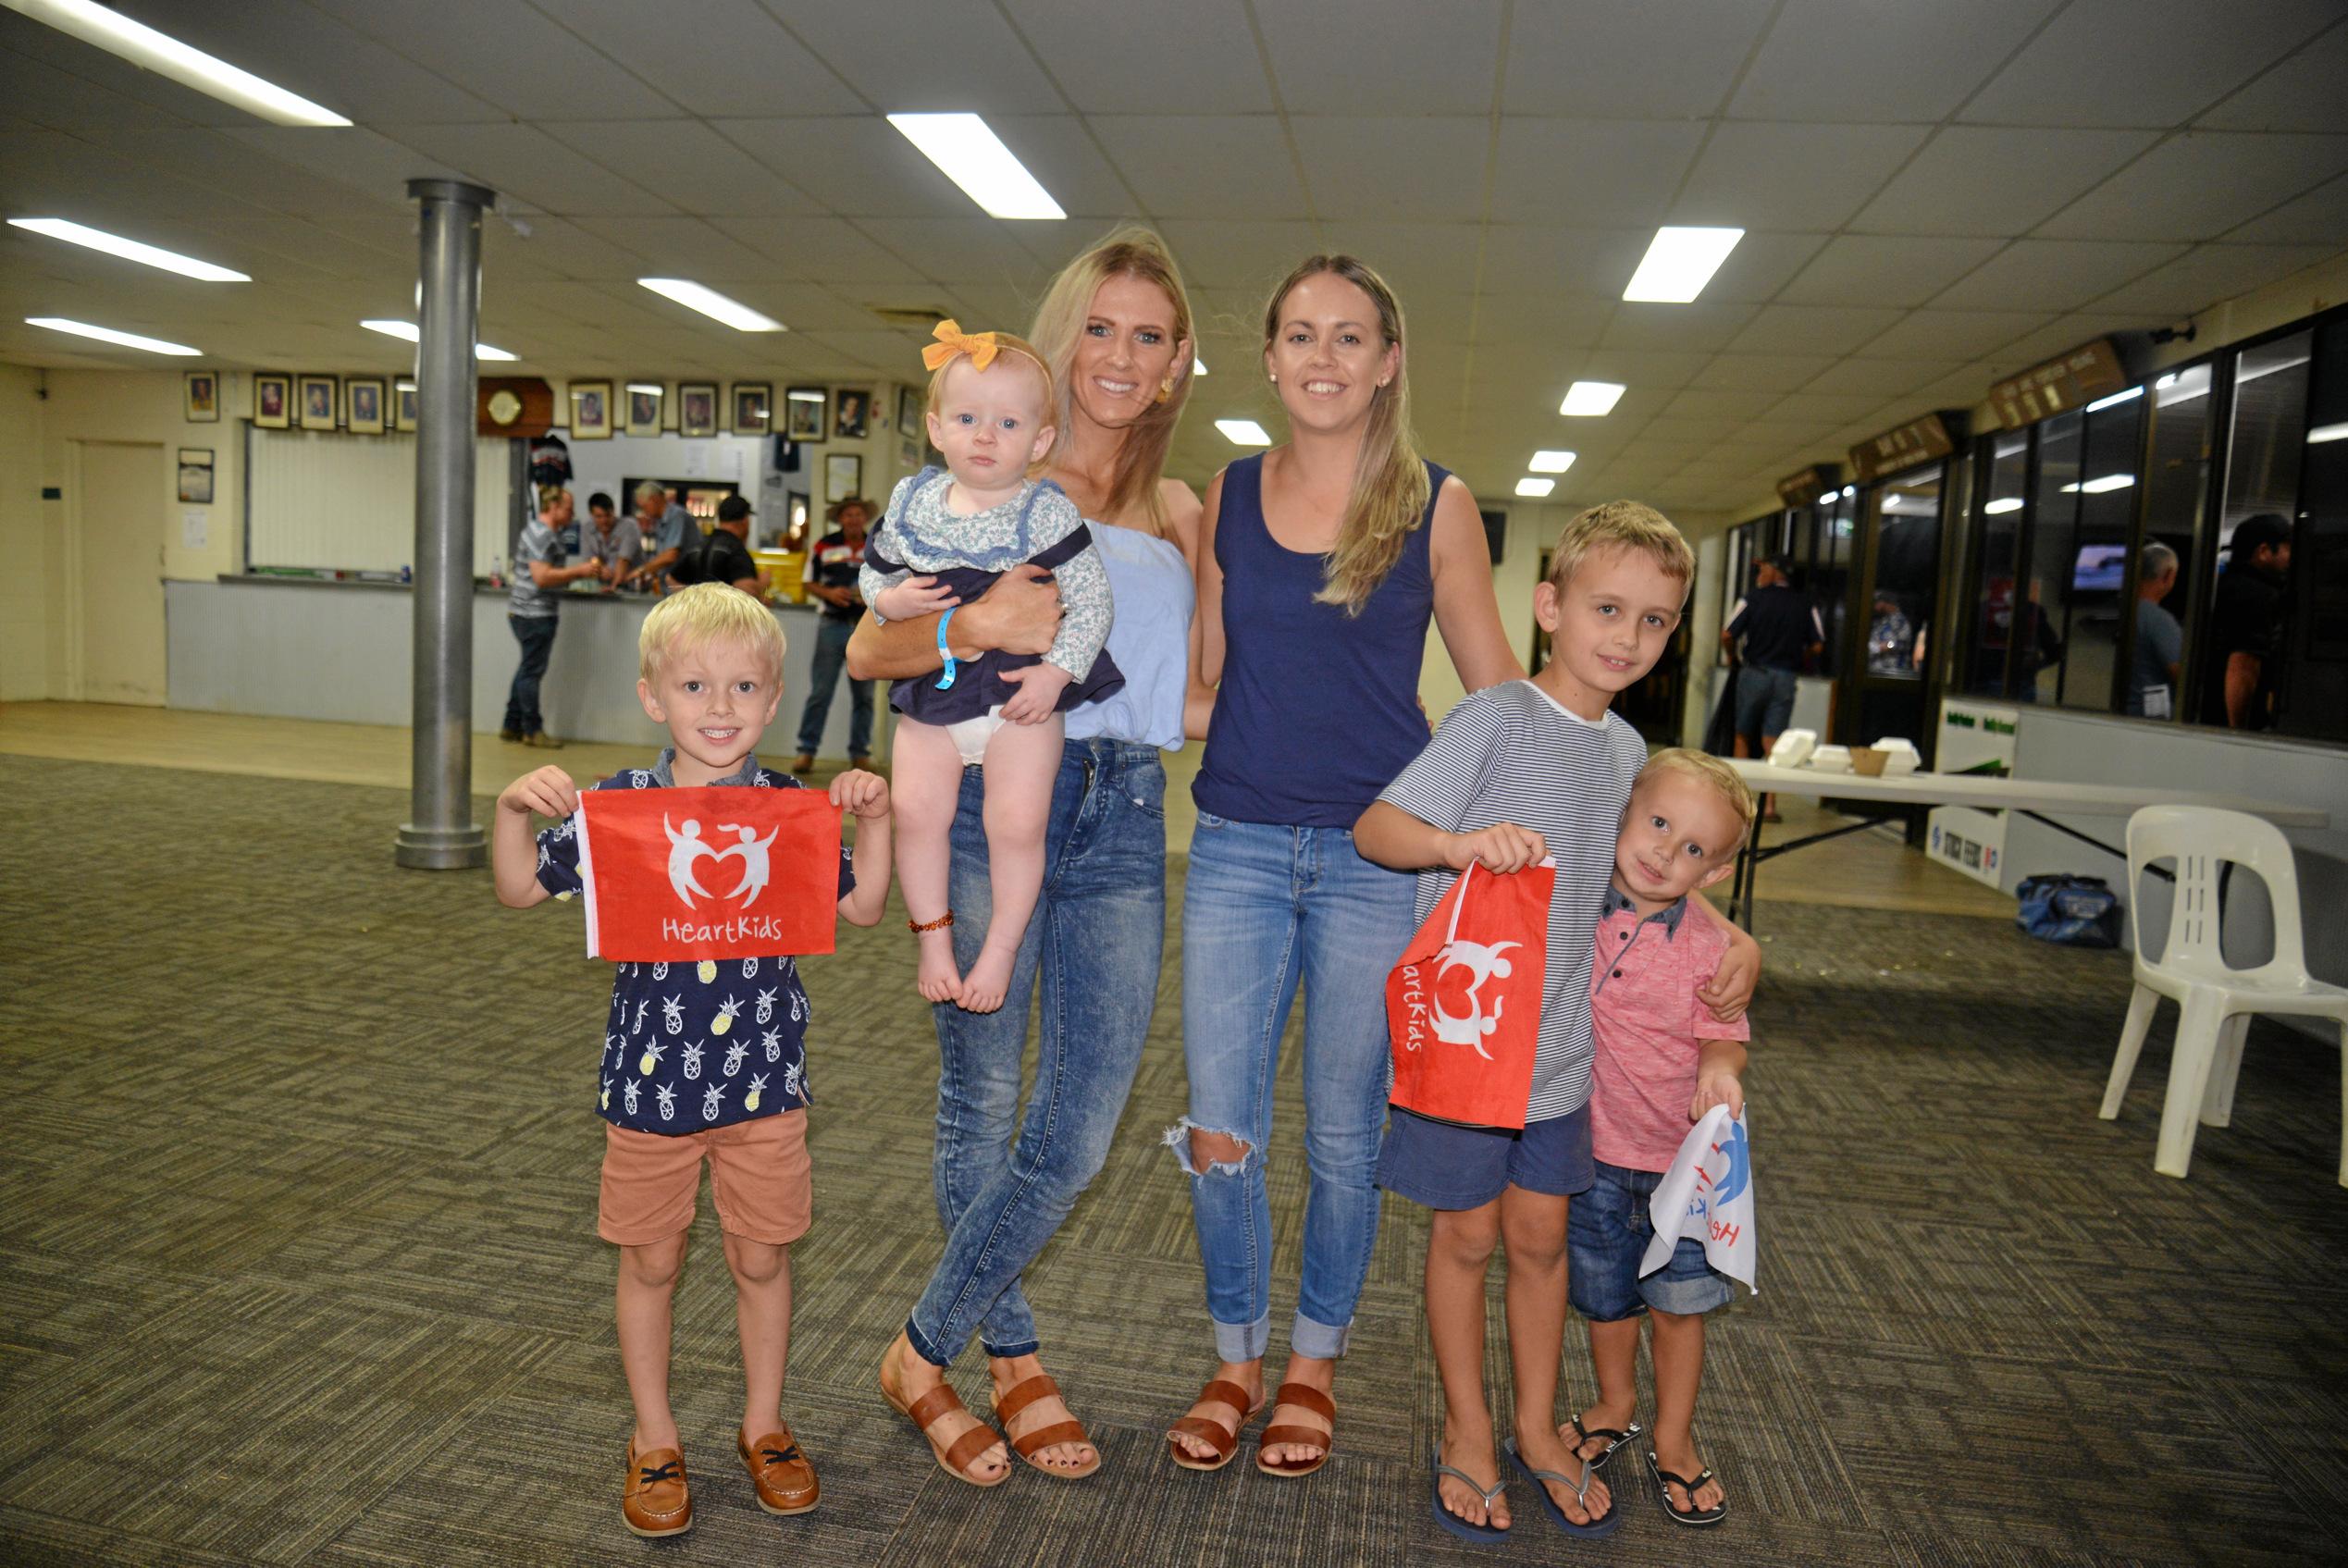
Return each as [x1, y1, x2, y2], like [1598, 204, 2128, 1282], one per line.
[1378, 680, 1648, 1121]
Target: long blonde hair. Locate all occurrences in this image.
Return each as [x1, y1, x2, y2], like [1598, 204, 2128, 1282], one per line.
[1263, 255, 1429, 613]
[1027, 226, 1195, 538]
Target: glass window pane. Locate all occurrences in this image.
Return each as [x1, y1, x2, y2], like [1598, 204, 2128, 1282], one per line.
[1815, 493, 1849, 676]
[2199, 330, 2311, 727]
[1966, 434, 2030, 696]
[2123, 364, 2214, 719]
[2051, 394, 2146, 710]
[1867, 469, 1940, 682]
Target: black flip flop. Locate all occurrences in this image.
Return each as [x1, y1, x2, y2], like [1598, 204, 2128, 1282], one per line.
[1647, 1448, 1729, 1526]
[1504, 1438, 1621, 1538]
[1429, 1446, 1509, 1546]
[1564, 1412, 1643, 1474]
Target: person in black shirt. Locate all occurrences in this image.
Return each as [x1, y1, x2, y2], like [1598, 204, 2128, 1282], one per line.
[1722, 556, 1824, 821]
[2198, 512, 2292, 730]
[793, 497, 876, 772]
[666, 495, 768, 599]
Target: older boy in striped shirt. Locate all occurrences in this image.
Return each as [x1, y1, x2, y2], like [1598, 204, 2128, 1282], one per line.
[1354, 501, 1758, 1544]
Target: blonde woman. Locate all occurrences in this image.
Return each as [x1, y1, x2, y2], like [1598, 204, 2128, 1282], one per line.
[1164, 257, 1521, 1479]
[854, 229, 1203, 1485]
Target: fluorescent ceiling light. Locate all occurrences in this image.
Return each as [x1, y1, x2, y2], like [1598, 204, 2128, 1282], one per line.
[2085, 386, 2143, 413]
[1622, 227, 1742, 303]
[1984, 497, 2023, 514]
[25, 315, 196, 354]
[5, 0, 349, 125]
[636, 278, 783, 332]
[1821, 488, 1845, 503]
[2156, 373, 2178, 389]
[625, 382, 662, 394]
[8, 216, 248, 281]
[2058, 474, 2135, 494]
[1558, 380, 1625, 417]
[887, 113, 1066, 220]
[359, 318, 515, 361]
[1215, 418, 1271, 446]
[1528, 450, 1576, 474]
[1515, 476, 1557, 498]
[2306, 421, 2348, 444]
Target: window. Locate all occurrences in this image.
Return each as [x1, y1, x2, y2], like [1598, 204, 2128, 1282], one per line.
[2119, 364, 2215, 720]
[2196, 330, 2310, 730]
[1963, 435, 2029, 696]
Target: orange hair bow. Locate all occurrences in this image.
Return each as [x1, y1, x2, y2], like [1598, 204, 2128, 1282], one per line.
[921, 318, 998, 373]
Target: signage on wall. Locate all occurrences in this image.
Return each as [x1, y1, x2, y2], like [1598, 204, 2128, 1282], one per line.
[1775, 463, 1840, 510]
[1848, 412, 1959, 483]
[1985, 339, 2128, 430]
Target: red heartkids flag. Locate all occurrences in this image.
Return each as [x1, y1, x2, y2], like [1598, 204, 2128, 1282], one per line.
[1386, 859, 1552, 1130]
[575, 786, 841, 962]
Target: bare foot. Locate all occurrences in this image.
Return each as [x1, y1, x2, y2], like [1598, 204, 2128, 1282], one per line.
[1260, 1354, 1334, 1470]
[1561, 1397, 1638, 1466]
[1168, 1360, 1262, 1463]
[991, 1353, 1095, 1474]
[958, 944, 1014, 1014]
[1438, 1416, 1511, 1532]
[1651, 1434, 1725, 1514]
[914, 930, 963, 1005]
[880, 1333, 1008, 1484]
[1513, 1415, 1612, 1527]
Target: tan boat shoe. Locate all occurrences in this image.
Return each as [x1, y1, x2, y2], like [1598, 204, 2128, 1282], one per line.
[622, 1440, 691, 1537]
[738, 1426, 819, 1516]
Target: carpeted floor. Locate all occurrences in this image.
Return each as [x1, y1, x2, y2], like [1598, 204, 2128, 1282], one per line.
[2, 752, 2344, 1566]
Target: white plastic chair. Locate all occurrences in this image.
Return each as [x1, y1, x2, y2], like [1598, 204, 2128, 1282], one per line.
[2098, 805, 2348, 1183]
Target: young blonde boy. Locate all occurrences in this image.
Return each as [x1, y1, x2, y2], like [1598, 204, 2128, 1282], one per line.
[1355, 502, 1759, 1543]
[492, 583, 893, 1538]
[1567, 748, 1753, 1528]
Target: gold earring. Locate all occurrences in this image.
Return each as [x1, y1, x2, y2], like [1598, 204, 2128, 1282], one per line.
[1155, 376, 1174, 403]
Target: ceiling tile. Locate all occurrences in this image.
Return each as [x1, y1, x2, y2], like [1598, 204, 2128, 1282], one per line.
[704, 216, 927, 284]
[303, 0, 676, 119]
[768, 0, 1057, 112]
[1730, 0, 2059, 122]
[1849, 128, 2161, 238]
[1153, 220, 1323, 292]
[1092, 117, 1304, 217]
[541, 120, 821, 217]
[1466, 293, 1616, 349]
[1775, 236, 2007, 308]
[1960, 0, 2343, 129]
[1691, 353, 1838, 392]
[1316, 223, 1486, 304]
[1503, 0, 1767, 117]
[1724, 304, 1909, 356]
[1927, 240, 2188, 312]
[2086, 242, 2342, 315]
[856, 216, 1072, 288]
[535, 0, 862, 116]
[385, 124, 678, 216]
[710, 117, 967, 217]
[1597, 301, 1764, 353]
[1801, 357, 1965, 397]
[2223, 171, 2348, 244]
[1256, 0, 1503, 115]
[1002, 0, 1271, 114]
[2036, 132, 2348, 241]
[2196, 22, 2348, 132]
[1662, 387, 1781, 422]
[1492, 119, 1709, 229]
[1855, 309, 2055, 359]
[1292, 118, 1492, 222]
[1671, 123, 1931, 230]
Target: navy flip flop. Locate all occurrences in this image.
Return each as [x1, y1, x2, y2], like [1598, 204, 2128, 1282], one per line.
[1429, 1446, 1510, 1546]
[1647, 1448, 1730, 1526]
[1564, 1412, 1643, 1474]
[1504, 1438, 1622, 1538]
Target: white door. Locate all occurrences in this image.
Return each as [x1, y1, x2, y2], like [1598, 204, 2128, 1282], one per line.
[77, 441, 167, 704]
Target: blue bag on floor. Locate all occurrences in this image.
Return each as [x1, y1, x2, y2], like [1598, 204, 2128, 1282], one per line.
[2014, 874, 2122, 948]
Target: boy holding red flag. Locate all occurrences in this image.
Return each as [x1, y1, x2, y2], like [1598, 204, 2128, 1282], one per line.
[493, 583, 892, 1539]
[1354, 501, 1757, 1544]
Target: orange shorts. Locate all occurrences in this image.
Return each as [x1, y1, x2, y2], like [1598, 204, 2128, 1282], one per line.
[598, 1109, 811, 1247]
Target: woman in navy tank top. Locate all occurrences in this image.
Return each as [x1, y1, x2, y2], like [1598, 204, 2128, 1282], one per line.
[1165, 257, 1522, 1478]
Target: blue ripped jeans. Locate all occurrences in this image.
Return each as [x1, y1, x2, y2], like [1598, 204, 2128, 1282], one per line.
[904, 738, 1168, 1365]
[1174, 812, 1417, 1364]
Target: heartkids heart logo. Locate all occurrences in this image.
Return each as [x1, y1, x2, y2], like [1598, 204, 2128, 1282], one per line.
[577, 786, 841, 962]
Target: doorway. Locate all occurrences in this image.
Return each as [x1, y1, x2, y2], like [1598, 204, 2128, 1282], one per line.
[75, 440, 167, 704]
[1837, 463, 1946, 757]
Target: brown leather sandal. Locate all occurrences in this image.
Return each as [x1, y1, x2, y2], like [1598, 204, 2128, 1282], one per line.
[1166, 1377, 1264, 1472]
[878, 1346, 1009, 1488]
[992, 1373, 1101, 1480]
[1256, 1382, 1337, 1477]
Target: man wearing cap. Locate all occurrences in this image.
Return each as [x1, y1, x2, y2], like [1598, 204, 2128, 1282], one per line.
[2197, 513, 2293, 730]
[667, 494, 768, 599]
[1723, 555, 1824, 819]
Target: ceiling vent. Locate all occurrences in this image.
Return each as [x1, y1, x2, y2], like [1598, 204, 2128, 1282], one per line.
[868, 304, 954, 329]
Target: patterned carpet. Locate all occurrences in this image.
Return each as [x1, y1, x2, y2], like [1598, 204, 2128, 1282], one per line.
[2, 751, 2344, 1567]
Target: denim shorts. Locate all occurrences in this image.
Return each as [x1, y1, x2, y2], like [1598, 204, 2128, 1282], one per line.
[1567, 1159, 1735, 1321]
[1734, 663, 1798, 741]
[1377, 1105, 1594, 1211]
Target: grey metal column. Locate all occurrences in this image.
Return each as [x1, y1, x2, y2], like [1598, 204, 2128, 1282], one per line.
[396, 178, 497, 869]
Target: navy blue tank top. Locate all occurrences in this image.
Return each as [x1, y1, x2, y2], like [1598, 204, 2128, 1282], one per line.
[1193, 453, 1442, 828]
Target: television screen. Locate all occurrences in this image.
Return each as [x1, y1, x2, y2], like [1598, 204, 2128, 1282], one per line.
[2071, 542, 2128, 593]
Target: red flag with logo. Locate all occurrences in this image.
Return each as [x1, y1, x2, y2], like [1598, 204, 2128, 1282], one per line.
[1386, 859, 1552, 1130]
[576, 786, 841, 961]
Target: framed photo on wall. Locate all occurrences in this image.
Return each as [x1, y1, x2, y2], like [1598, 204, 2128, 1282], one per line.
[833, 387, 870, 440]
[298, 375, 337, 431]
[732, 382, 772, 435]
[784, 386, 825, 441]
[394, 379, 418, 432]
[570, 379, 612, 439]
[624, 382, 662, 437]
[896, 384, 921, 438]
[177, 448, 214, 504]
[347, 377, 387, 435]
[253, 373, 290, 429]
[183, 370, 218, 423]
[679, 382, 717, 438]
[824, 451, 861, 504]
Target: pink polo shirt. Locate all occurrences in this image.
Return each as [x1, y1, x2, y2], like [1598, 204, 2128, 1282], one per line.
[1588, 889, 1749, 1173]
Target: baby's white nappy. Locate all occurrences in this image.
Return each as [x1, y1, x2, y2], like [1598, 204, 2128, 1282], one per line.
[945, 707, 1007, 766]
